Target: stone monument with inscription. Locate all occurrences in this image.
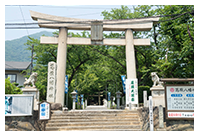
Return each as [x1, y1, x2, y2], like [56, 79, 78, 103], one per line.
[150, 72, 165, 107]
[22, 72, 39, 110]
[47, 61, 57, 103]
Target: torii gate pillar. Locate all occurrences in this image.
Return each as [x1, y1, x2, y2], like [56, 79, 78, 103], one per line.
[56, 27, 67, 105]
[125, 29, 136, 79]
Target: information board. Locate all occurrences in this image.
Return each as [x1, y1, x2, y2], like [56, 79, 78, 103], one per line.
[5, 94, 34, 116]
[166, 86, 194, 110]
[126, 79, 138, 105]
[39, 101, 51, 120]
[165, 85, 194, 119]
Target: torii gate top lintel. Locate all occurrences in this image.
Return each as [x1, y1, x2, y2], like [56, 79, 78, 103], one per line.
[30, 10, 159, 31]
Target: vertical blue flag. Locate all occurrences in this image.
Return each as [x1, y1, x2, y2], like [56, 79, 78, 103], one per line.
[80, 94, 84, 105]
[121, 75, 126, 94]
[108, 92, 111, 101]
[75, 90, 78, 102]
[65, 75, 68, 94]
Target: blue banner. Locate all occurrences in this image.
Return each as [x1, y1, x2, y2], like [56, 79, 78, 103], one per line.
[80, 94, 84, 105]
[75, 90, 78, 102]
[121, 75, 126, 94]
[65, 75, 68, 94]
[108, 92, 111, 101]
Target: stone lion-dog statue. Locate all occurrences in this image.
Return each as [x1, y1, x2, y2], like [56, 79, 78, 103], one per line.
[151, 72, 163, 87]
[24, 72, 38, 88]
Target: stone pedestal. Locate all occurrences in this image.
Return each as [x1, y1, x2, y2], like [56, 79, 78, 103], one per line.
[22, 87, 39, 110]
[150, 86, 165, 107]
[116, 91, 121, 109]
[159, 105, 164, 128]
[85, 99, 87, 108]
[107, 101, 111, 109]
[129, 103, 132, 110]
[143, 91, 148, 107]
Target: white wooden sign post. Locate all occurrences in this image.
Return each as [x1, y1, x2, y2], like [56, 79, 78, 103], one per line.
[38, 101, 51, 131]
[149, 96, 154, 131]
[126, 79, 138, 107]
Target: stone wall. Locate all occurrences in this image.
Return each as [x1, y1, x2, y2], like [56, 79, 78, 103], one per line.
[138, 106, 194, 131]
[5, 111, 45, 131]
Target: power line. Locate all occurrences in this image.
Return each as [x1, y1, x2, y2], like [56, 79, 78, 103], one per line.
[5, 5, 39, 6]
[5, 11, 194, 29]
[19, 6, 29, 36]
[5, 27, 41, 29]
[5, 12, 100, 22]
[5, 5, 126, 10]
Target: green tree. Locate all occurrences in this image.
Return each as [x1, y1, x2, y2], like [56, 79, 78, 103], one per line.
[153, 5, 194, 78]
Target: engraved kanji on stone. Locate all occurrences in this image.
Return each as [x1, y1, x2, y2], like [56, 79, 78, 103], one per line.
[49, 94, 53, 98]
[47, 61, 57, 103]
[50, 63, 54, 70]
[50, 71, 54, 76]
[49, 86, 53, 91]
[49, 80, 54, 85]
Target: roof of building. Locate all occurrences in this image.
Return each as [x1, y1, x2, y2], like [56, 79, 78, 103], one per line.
[5, 61, 31, 71]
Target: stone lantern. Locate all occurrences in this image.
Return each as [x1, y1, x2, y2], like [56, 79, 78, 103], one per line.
[71, 90, 77, 110]
[116, 91, 122, 109]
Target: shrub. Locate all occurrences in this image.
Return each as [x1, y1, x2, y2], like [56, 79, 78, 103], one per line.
[5, 78, 22, 94]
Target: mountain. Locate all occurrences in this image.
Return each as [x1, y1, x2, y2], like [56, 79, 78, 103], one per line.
[5, 31, 53, 62]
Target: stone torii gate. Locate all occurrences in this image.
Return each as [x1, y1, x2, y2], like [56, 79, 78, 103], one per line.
[30, 10, 159, 107]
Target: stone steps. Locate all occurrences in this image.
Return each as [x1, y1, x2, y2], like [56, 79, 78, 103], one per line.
[51, 112, 138, 116]
[85, 105, 108, 110]
[46, 110, 142, 131]
[50, 114, 138, 119]
[46, 121, 141, 127]
[46, 125, 141, 131]
[48, 118, 139, 123]
[52, 110, 138, 114]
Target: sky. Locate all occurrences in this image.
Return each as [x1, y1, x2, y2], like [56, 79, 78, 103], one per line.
[5, 4, 134, 41]
[4, 0, 195, 41]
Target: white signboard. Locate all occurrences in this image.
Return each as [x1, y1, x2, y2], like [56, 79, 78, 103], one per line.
[5, 94, 34, 116]
[149, 96, 154, 131]
[39, 102, 51, 120]
[126, 79, 138, 105]
[166, 86, 194, 110]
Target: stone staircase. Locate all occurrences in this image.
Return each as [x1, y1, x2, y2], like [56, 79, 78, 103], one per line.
[46, 110, 142, 131]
